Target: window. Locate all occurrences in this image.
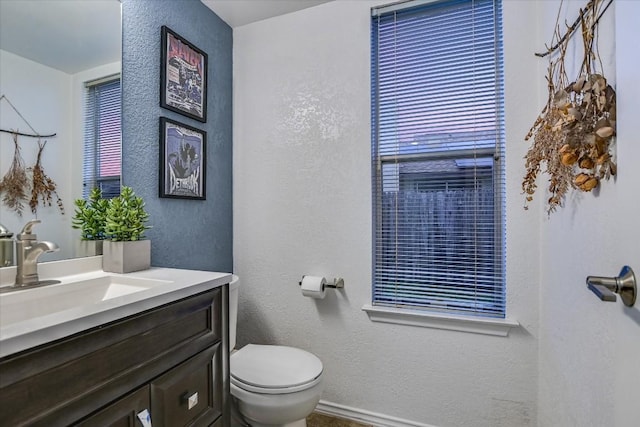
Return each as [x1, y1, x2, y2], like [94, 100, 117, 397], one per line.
[83, 75, 121, 199]
[371, 0, 505, 318]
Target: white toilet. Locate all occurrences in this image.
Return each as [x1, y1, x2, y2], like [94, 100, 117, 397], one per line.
[229, 275, 324, 427]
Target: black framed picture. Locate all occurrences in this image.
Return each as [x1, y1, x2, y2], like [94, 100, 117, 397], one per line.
[159, 117, 206, 200]
[160, 25, 207, 122]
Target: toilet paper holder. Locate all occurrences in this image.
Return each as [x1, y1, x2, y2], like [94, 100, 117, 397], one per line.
[298, 276, 344, 289]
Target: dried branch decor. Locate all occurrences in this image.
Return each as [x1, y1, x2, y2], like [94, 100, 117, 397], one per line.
[0, 95, 63, 216]
[28, 140, 64, 215]
[523, 0, 616, 214]
[0, 133, 29, 216]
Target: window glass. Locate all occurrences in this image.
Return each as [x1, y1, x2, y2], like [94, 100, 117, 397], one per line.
[371, 0, 505, 317]
[83, 77, 121, 199]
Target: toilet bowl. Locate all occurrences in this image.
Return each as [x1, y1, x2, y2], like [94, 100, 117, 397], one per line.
[229, 275, 323, 427]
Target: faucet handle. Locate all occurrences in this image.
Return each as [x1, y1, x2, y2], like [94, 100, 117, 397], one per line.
[0, 223, 12, 237]
[18, 219, 41, 239]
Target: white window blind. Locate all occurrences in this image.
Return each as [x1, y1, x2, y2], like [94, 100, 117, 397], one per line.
[83, 75, 121, 199]
[371, 0, 505, 317]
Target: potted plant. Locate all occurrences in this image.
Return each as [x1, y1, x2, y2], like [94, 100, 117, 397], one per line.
[71, 187, 108, 256]
[102, 186, 151, 273]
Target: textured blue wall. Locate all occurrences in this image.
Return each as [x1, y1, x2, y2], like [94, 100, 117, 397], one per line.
[122, 0, 232, 272]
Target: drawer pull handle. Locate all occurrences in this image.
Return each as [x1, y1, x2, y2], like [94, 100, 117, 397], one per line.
[183, 391, 199, 410]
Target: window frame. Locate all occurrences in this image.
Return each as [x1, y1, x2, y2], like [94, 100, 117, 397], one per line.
[368, 0, 509, 327]
[83, 74, 121, 199]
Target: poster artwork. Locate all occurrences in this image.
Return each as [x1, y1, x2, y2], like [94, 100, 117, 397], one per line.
[163, 122, 205, 199]
[163, 27, 207, 121]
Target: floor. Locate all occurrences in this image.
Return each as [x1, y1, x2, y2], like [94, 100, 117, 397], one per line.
[307, 413, 372, 427]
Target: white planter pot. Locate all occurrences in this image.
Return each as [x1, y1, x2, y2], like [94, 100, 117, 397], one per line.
[102, 240, 151, 273]
[75, 240, 103, 258]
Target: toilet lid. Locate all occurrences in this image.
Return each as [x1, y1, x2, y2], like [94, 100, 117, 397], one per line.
[231, 344, 323, 393]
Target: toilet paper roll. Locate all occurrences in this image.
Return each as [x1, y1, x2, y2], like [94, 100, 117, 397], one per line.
[301, 276, 327, 299]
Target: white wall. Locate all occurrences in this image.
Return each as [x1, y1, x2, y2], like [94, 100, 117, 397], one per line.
[0, 50, 73, 260]
[233, 1, 541, 425]
[538, 1, 640, 426]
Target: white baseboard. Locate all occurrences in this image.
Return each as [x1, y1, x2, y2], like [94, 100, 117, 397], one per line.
[315, 400, 439, 427]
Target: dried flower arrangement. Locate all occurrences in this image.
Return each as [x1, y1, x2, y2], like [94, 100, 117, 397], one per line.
[28, 140, 64, 215]
[0, 134, 65, 216]
[0, 133, 30, 215]
[523, 0, 615, 214]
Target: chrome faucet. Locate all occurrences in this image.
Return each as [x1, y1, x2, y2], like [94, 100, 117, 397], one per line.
[15, 219, 60, 287]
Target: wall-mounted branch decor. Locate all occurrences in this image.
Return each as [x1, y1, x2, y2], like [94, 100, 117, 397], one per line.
[0, 94, 63, 215]
[523, 0, 615, 214]
[0, 95, 56, 138]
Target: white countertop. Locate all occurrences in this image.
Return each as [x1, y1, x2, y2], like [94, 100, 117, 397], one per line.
[0, 257, 232, 358]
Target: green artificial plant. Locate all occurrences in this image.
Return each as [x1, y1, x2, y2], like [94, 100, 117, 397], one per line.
[71, 187, 108, 240]
[104, 186, 150, 241]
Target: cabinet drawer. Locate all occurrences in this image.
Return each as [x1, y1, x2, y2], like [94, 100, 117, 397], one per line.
[74, 386, 151, 427]
[151, 344, 222, 427]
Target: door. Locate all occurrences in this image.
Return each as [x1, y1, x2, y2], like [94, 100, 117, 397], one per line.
[613, 2, 640, 425]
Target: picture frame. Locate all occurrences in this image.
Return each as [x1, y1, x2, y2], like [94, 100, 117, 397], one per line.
[160, 25, 208, 122]
[159, 117, 206, 200]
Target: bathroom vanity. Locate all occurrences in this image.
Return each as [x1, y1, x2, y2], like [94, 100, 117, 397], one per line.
[0, 257, 231, 426]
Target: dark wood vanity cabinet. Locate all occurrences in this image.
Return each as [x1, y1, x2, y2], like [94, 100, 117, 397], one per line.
[0, 286, 229, 427]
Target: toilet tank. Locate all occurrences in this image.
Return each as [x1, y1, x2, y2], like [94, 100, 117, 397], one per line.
[229, 274, 239, 350]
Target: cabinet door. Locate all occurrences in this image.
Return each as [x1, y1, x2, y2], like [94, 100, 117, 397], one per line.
[151, 345, 221, 427]
[74, 386, 150, 427]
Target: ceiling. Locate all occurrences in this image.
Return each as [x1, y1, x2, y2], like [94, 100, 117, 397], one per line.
[0, 0, 331, 75]
[0, 0, 121, 75]
[201, 0, 334, 27]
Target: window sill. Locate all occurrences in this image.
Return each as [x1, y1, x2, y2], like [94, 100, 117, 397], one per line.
[362, 304, 519, 337]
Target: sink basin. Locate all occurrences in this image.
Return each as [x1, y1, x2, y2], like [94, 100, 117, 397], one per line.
[0, 275, 172, 327]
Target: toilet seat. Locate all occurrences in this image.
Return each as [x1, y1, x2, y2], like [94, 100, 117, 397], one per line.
[231, 344, 323, 395]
